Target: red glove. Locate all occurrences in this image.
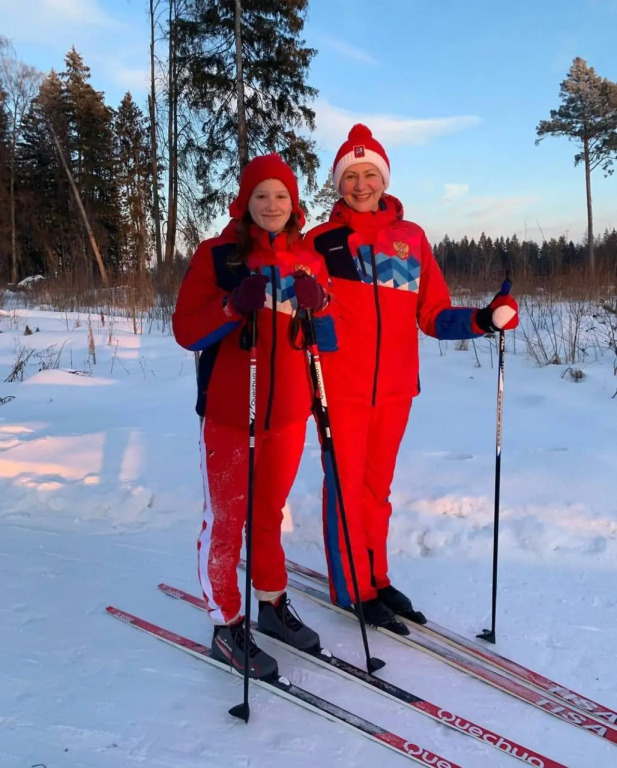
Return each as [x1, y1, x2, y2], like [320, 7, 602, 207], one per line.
[475, 293, 519, 333]
[229, 274, 268, 315]
[293, 271, 328, 311]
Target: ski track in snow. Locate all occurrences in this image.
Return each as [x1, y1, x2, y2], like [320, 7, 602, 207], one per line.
[1, 303, 617, 767]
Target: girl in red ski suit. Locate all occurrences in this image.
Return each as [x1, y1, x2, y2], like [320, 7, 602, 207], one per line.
[304, 125, 519, 633]
[173, 155, 334, 675]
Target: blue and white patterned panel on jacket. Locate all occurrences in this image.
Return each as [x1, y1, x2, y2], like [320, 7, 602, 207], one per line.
[259, 265, 337, 349]
[355, 245, 421, 292]
[262, 267, 297, 315]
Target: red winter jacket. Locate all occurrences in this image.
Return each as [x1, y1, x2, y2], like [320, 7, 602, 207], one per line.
[303, 195, 483, 405]
[173, 221, 334, 430]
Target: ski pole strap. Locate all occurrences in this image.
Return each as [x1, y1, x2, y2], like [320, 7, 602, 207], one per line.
[288, 311, 307, 350]
[303, 310, 317, 347]
[240, 314, 257, 351]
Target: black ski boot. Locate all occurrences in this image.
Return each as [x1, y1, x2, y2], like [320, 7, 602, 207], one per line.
[258, 593, 320, 652]
[356, 598, 409, 636]
[210, 618, 279, 679]
[378, 585, 427, 625]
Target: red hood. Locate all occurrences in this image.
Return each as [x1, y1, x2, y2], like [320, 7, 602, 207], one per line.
[219, 219, 241, 242]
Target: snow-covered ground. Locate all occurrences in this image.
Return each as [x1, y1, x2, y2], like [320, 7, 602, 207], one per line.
[1, 296, 616, 768]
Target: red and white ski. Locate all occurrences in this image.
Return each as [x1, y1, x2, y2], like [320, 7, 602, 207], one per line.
[283, 557, 617, 729]
[234, 563, 617, 747]
[159, 582, 569, 768]
[107, 605, 464, 768]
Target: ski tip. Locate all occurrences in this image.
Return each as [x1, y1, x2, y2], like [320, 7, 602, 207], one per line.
[368, 656, 386, 674]
[476, 628, 496, 644]
[228, 702, 250, 723]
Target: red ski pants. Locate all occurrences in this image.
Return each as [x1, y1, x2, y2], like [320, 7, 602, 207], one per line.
[197, 418, 306, 624]
[320, 397, 412, 605]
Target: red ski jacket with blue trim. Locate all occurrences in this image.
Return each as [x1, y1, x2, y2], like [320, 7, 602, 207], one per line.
[172, 220, 334, 429]
[304, 195, 484, 405]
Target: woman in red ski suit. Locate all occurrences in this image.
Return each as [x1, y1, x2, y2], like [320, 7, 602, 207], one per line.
[172, 155, 334, 677]
[304, 125, 519, 634]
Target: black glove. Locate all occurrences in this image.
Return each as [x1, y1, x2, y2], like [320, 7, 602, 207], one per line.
[293, 271, 328, 311]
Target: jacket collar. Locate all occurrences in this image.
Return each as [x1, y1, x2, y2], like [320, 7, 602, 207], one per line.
[329, 194, 404, 240]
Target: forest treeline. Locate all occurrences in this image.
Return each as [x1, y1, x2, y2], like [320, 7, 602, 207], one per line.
[434, 231, 617, 289]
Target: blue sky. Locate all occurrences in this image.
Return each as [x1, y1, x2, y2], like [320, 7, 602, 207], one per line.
[1, 0, 616, 243]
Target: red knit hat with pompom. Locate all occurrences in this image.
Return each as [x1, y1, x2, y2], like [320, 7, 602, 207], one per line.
[229, 154, 304, 226]
[332, 124, 390, 192]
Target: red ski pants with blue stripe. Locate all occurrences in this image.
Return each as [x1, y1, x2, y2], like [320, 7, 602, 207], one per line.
[198, 418, 306, 624]
[320, 397, 412, 606]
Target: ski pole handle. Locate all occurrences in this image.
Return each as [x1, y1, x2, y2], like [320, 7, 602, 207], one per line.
[499, 278, 512, 296]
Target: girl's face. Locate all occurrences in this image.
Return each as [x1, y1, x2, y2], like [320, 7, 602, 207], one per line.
[248, 179, 293, 233]
[340, 163, 385, 213]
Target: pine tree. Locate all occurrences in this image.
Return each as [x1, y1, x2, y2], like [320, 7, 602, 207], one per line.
[61, 48, 121, 277]
[536, 57, 617, 276]
[505, 234, 525, 280]
[115, 93, 153, 276]
[312, 169, 339, 223]
[477, 232, 495, 285]
[175, 0, 318, 223]
[0, 40, 41, 283]
[17, 53, 119, 284]
[0, 83, 10, 281]
[18, 70, 75, 277]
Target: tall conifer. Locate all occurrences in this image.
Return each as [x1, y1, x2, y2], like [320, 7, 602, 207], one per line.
[536, 58, 617, 276]
[115, 93, 153, 276]
[176, 0, 318, 222]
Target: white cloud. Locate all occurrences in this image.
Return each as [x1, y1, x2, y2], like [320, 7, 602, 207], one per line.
[105, 64, 150, 97]
[420, 192, 540, 242]
[464, 194, 535, 222]
[319, 36, 378, 65]
[442, 184, 470, 202]
[416, 187, 616, 243]
[38, 0, 118, 26]
[314, 99, 481, 150]
[0, 0, 122, 41]
[0, 0, 150, 103]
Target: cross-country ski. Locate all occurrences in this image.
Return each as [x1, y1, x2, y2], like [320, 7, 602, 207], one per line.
[107, 606, 465, 768]
[159, 582, 569, 768]
[283, 558, 617, 728]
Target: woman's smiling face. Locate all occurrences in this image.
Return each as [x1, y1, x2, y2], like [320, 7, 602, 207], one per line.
[339, 163, 385, 212]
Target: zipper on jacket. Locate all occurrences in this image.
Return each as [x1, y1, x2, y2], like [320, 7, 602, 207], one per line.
[369, 246, 382, 406]
[264, 265, 277, 431]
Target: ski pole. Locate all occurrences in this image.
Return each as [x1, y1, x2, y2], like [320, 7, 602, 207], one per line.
[303, 310, 385, 674]
[229, 311, 258, 721]
[477, 277, 511, 645]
